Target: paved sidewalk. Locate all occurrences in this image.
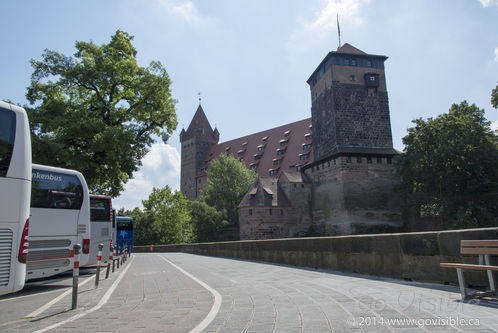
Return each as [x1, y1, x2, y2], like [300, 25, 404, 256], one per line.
[5, 253, 498, 332]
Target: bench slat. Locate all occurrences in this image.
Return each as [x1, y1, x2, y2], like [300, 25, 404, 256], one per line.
[460, 247, 498, 255]
[461, 240, 498, 247]
[440, 263, 498, 271]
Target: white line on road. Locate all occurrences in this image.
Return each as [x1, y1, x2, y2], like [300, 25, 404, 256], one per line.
[32, 255, 134, 333]
[158, 254, 222, 333]
[26, 275, 95, 318]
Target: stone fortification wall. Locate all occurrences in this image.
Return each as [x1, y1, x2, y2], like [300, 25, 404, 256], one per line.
[135, 228, 498, 287]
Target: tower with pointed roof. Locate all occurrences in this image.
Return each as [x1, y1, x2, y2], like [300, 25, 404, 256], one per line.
[180, 105, 219, 200]
[303, 43, 400, 232]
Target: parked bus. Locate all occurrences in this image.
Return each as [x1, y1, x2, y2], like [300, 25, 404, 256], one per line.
[0, 102, 31, 295]
[116, 216, 133, 254]
[27, 164, 91, 280]
[86, 195, 112, 266]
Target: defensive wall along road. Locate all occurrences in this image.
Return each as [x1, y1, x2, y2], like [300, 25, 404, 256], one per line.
[1, 227, 497, 332]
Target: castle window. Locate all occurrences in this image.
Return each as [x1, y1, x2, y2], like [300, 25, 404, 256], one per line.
[387, 157, 392, 164]
[294, 184, 297, 188]
[281, 209, 284, 215]
[367, 157, 372, 164]
[350, 75, 356, 81]
[277, 148, 286, 155]
[328, 161, 331, 167]
[367, 60, 372, 67]
[334, 159, 337, 165]
[357, 157, 362, 163]
[345, 59, 350, 65]
[249, 209, 252, 216]
[351, 59, 357, 66]
[269, 209, 272, 215]
[346, 156, 352, 163]
[303, 143, 312, 150]
[299, 153, 309, 160]
[301, 184, 305, 188]
[377, 157, 382, 164]
[269, 168, 279, 176]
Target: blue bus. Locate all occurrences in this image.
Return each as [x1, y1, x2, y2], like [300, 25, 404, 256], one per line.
[116, 216, 133, 253]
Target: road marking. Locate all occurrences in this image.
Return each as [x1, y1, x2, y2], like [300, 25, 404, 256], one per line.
[32, 255, 134, 333]
[158, 254, 222, 333]
[26, 275, 95, 318]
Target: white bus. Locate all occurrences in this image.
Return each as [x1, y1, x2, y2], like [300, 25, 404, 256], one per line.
[0, 101, 31, 296]
[86, 194, 112, 266]
[27, 164, 91, 280]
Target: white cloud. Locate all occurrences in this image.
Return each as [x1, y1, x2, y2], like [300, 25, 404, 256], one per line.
[478, 0, 498, 7]
[156, 0, 213, 26]
[494, 47, 498, 62]
[492, 120, 498, 132]
[113, 143, 181, 210]
[307, 0, 369, 37]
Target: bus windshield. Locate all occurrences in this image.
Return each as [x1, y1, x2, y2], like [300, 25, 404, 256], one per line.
[0, 108, 16, 177]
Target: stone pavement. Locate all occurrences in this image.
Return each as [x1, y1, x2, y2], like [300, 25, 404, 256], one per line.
[5, 253, 498, 332]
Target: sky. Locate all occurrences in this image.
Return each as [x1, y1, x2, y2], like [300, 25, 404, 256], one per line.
[1, 0, 497, 210]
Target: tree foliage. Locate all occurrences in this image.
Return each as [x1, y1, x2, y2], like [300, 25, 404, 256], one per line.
[201, 154, 257, 224]
[492, 82, 498, 109]
[26, 30, 177, 196]
[188, 200, 228, 243]
[396, 101, 498, 228]
[141, 186, 193, 244]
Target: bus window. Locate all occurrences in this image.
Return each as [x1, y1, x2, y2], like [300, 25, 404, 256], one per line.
[31, 169, 83, 210]
[0, 109, 16, 177]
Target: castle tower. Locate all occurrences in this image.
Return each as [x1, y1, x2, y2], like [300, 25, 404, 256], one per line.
[307, 43, 395, 159]
[303, 43, 400, 234]
[180, 105, 219, 200]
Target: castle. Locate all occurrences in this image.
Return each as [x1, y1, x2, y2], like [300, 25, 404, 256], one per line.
[180, 43, 401, 240]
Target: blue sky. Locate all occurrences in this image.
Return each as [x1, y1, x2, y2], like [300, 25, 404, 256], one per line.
[1, 0, 497, 210]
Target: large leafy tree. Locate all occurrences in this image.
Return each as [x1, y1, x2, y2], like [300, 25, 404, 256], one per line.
[188, 200, 228, 243]
[141, 186, 193, 244]
[26, 30, 177, 196]
[396, 101, 498, 228]
[201, 154, 257, 224]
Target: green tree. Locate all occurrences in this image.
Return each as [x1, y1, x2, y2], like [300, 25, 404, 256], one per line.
[201, 154, 257, 224]
[396, 101, 498, 228]
[142, 186, 193, 244]
[26, 30, 177, 196]
[492, 83, 497, 109]
[188, 200, 228, 242]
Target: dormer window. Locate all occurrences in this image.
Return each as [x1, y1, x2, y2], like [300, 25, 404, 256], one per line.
[262, 136, 268, 142]
[242, 141, 248, 147]
[305, 133, 312, 140]
[257, 144, 266, 151]
[250, 163, 259, 170]
[269, 168, 279, 176]
[254, 154, 262, 160]
[273, 158, 282, 165]
[200, 167, 207, 174]
[299, 153, 310, 160]
[280, 139, 289, 146]
[303, 143, 312, 150]
[277, 148, 286, 156]
[237, 149, 246, 157]
[225, 146, 231, 152]
[284, 130, 291, 137]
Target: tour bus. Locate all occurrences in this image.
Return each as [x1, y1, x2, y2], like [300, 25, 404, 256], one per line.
[27, 164, 91, 280]
[0, 102, 31, 295]
[86, 194, 112, 266]
[116, 216, 133, 254]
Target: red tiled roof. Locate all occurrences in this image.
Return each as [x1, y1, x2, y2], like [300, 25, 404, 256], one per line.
[198, 118, 313, 178]
[337, 43, 367, 55]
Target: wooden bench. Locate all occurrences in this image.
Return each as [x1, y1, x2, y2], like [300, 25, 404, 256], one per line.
[440, 240, 498, 300]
